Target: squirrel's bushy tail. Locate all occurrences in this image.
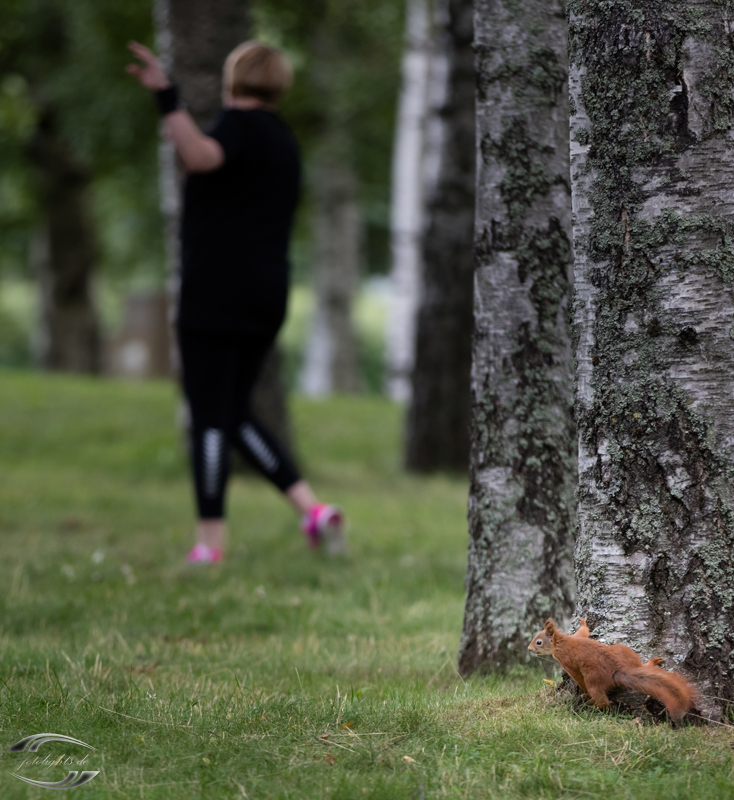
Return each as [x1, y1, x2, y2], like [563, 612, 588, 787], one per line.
[613, 665, 697, 722]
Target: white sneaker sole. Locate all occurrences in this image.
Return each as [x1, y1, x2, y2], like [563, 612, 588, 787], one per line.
[322, 515, 347, 556]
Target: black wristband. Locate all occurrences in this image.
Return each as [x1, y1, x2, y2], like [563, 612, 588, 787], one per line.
[155, 85, 182, 116]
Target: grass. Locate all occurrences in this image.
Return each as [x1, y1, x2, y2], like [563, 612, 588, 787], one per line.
[0, 369, 733, 799]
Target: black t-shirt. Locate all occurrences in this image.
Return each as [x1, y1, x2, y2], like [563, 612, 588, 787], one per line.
[178, 108, 301, 335]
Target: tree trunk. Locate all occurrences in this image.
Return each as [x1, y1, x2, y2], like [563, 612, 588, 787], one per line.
[157, 0, 251, 128]
[26, 110, 101, 374]
[154, 0, 292, 450]
[386, 0, 432, 402]
[458, 0, 575, 675]
[569, 1, 734, 721]
[404, 0, 475, 473]
[299, 153, 362, 395]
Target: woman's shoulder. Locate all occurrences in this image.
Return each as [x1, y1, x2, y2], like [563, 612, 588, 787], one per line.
[208, 108, 298, 165]
[235, 109, 298, 147]
[216, 108, 292, 136]
[219, 107, 279, 122]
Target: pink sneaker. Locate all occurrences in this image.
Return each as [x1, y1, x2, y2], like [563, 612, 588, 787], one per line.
[301, 504, 347, 555]
[186, 544, 223, 564]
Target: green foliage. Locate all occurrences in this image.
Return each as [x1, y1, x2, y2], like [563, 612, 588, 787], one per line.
[0, 72, 37, 273]
[0, 306, 31, 366]
[0, 0, 163, 280]
[0, 279, 34, 366]
[0, 0, 404, 307]
[0, 371, 733, 797]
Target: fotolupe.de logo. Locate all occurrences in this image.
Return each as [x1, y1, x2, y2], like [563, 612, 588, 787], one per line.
[8, 733, 99, 789]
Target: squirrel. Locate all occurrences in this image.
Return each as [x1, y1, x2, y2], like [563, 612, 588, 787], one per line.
[571, 617, 665, 669]
[528, 618, 697, 723]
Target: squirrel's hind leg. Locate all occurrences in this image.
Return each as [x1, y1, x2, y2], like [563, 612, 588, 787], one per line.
[584, 678, 610, 711]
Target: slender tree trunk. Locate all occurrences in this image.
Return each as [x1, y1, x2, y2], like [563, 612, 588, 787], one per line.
[300, 153, 361, 395]
[154, 0, 291, 450]
[404, 0, 475, 473]
[26, 110, 101, 374]
[570, 1, 734, 721]
[386, 0, 432, 402]
[458, 0, 575, 674]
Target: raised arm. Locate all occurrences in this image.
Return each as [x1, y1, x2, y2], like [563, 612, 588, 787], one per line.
[126, 41, 224, 173]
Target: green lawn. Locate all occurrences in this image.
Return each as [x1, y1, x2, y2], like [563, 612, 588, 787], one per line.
[0, 370, 732, 799]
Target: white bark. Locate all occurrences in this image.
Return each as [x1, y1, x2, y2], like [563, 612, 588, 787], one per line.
[570, 1, 734, 719]
[458, 0, 575, 674]
[299, 156, 361, 396]
[386, 0, 432, 402]
[421, 0, 450, 215]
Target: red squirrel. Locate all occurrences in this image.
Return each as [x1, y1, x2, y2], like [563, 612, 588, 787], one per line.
[571, 617, 665, 669]
[528, 618, 697, 723]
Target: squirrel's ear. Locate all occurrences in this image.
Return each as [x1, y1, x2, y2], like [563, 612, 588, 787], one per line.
[544, 618, 555, 635]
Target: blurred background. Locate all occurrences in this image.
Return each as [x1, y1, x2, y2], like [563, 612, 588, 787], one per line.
[0, 0, 474, 472]
[0, 0, 397, 382]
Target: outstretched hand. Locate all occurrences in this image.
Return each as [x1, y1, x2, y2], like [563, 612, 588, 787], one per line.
[126, 41, 170, 91]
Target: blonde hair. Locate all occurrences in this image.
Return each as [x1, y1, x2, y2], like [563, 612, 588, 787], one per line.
[223, 42, 293, 105]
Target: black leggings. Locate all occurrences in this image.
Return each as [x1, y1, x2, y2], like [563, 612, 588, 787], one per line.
[178, 328, 301, 519]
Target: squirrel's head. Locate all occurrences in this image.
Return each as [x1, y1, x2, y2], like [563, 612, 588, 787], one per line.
[527, 618, 557, 655]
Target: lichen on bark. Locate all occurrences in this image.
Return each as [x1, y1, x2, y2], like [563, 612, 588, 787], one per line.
[459, 0, 575, 675]
[569, 0, 734, 719]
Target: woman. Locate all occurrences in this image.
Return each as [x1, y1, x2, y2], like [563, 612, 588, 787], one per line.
[127, 40, 345, 562]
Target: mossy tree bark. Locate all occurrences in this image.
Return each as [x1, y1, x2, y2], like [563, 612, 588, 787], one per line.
[155, 0, 291, 450]
[404, 0, 475, 473]
[458, 0, 576, 674]
[569, 1, 734, 720]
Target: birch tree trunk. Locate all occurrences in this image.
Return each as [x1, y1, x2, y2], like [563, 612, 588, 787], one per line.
[404, 0, 475, 473]
[155, 0, 291, 449]
[570, 1, 734, 720]
[386, 0, 432, 402]
[299, 152, 362, 395]
[458, 0, 575, 674]
[27, 109, 101, 374]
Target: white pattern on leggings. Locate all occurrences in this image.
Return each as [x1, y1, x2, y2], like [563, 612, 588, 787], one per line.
[202, 428, 224, 497]
[240, 423, 279, 474]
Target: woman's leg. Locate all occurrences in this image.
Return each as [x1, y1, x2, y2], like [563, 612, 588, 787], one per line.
[284, 480, 319, 514]
[197, 518, 226, 552]
[229, 334, 302, 491]
[230, 336, 346, 552]
[179, 329, 240, 559]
